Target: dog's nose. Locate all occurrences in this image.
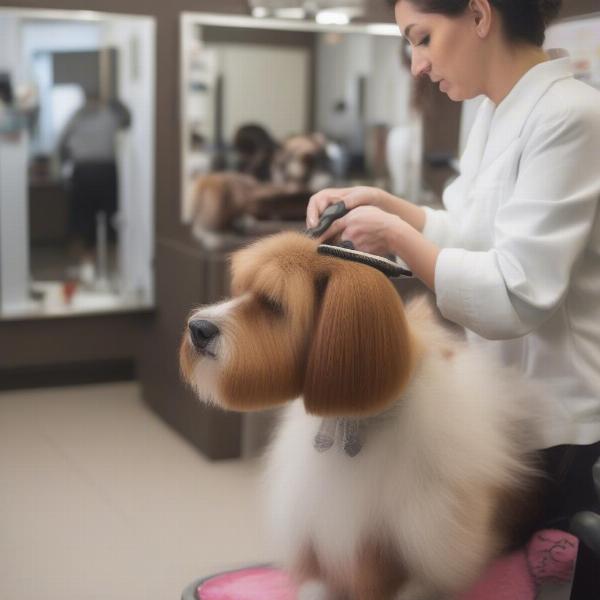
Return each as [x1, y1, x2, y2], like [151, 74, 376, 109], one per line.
[189, 319, 220, 350]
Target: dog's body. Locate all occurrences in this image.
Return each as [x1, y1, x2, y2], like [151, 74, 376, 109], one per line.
[180, 232, 542, 600]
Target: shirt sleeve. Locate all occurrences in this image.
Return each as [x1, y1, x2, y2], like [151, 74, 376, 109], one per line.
[422, 174, 472, 248]
[434, 104, 600, 340]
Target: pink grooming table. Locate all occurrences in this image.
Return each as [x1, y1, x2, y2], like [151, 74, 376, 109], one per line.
[182, 530, 577, 600]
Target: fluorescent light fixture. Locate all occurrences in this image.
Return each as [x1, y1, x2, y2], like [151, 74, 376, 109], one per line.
[252, 6, 270, 17]
[248, 0, 366, 23]
[365, 23, 402, 36]
[274, 7, 307, 18]
[74, 10, 102, 20]
[316, 9, 350, 25]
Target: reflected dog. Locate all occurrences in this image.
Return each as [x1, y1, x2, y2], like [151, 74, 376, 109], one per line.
[180, 232, 541, 600]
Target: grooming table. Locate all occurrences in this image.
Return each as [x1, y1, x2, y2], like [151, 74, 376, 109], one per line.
[182, 530, 578, 600]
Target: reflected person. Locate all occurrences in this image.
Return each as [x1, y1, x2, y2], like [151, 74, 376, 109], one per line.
[58, 90, 131, 281]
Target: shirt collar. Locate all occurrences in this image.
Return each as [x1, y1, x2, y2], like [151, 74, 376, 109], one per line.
[477, 50, 573, 173]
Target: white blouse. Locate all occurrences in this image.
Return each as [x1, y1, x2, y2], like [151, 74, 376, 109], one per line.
[422, 55, 600, 448]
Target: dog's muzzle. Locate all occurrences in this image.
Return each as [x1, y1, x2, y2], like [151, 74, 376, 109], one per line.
[189, 319, 220, 357]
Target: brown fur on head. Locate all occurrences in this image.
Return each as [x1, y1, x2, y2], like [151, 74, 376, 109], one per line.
[180, 232, 419, 417]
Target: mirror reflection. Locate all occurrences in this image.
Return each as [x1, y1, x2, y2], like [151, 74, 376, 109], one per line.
[180, 14, 432, 249]
[0, 9, 155, 318]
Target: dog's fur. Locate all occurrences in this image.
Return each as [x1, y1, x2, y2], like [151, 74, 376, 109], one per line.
[180, 232, 542, 600]
[190, 133, 335, 238]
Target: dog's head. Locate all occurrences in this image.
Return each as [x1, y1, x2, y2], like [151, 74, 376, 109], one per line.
[271, 133, 333, 192]
[180, 232, 418, 417]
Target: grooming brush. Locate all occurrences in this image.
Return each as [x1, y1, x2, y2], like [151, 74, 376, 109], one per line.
[318, 242, 413, 279]
[307, 201, 412, 278]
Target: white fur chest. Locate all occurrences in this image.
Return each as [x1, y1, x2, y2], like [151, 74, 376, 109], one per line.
[261, 350, 539, 591]
[263, 401, 404, 573]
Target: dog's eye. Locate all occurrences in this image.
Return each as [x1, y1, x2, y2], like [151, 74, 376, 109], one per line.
[258, 295, 284, 317]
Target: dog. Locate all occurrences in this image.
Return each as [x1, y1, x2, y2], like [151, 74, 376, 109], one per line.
[180, 232, 543, 600]
[189, 133, 336, 242]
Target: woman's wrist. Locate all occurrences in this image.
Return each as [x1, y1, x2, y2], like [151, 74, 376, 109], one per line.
[387, 216, 440, 291]
[378, 190, 426, 233]
[376, 189, 396, 213]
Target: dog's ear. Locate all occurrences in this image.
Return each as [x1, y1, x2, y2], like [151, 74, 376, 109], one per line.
[303, 264, 417, 417]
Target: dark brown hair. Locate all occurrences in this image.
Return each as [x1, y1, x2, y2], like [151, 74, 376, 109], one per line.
[388, 0, 562, 46]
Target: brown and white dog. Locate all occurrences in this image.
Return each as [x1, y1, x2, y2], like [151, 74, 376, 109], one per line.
[180, 232, 542, 600]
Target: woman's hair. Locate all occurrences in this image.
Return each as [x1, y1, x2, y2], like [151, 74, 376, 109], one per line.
[388, 0, 562, 46]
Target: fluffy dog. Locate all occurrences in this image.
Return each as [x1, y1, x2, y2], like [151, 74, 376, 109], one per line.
[180, 232, 542, 600]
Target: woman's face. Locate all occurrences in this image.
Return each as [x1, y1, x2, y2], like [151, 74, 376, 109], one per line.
[395, 0, 485, 101]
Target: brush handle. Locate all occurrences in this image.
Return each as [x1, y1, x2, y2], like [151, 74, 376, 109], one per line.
[306, 202, 349, 238]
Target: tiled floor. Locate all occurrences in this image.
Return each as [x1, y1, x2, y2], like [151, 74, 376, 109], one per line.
[0, 382, 273, 600]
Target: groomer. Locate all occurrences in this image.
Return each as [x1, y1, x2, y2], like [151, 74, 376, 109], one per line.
[306, 0, 600, 596]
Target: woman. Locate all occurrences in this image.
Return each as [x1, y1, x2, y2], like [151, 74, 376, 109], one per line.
[306, 0, 600, 596]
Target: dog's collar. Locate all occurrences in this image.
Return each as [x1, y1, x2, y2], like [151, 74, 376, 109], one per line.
[314, 417, 364, 457]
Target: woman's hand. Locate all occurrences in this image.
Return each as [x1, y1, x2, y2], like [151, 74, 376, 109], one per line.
[319, 205, 441, 291]
[318, 206, 402, 256]
[306, 186, 385, 230]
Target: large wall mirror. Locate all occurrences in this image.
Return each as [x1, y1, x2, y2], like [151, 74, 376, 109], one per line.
[0, 8, 155, 319]
[180, 13, 427, 250]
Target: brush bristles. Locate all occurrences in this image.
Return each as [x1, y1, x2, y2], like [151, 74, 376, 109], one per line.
[317, 244, 412, 278]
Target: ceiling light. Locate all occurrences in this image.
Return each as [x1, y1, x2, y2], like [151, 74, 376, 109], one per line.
[252, 6, 270, 17]
[316, 10, 350, 25]
[274, 7, 307, 18]
[365, 23, 401, 36]
[248, 0, 366, 23]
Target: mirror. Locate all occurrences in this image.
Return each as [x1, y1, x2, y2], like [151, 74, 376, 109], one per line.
[0, 8, 155, 318]
[180, 13, 428, 249]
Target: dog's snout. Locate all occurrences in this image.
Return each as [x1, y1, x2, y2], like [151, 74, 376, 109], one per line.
[189, 319, 220, 350]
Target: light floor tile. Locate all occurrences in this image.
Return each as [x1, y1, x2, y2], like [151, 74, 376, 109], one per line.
[0, 382, 273, 600]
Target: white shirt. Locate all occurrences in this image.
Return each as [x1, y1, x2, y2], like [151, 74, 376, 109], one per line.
[422, 54, 600, 448]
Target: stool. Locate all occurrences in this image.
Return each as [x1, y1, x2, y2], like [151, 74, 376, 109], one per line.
[182, 530, 578, 600]
[182, 565, 298, 600]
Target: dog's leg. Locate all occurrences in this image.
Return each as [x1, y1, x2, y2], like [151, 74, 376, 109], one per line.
[297, 580, 342, 600]
[292, 544, 344, 600]
[351, 540, 408, 600]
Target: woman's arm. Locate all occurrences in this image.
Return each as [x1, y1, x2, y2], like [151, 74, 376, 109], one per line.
[388, 219, 440, 291]
[433, 104, 600, 340]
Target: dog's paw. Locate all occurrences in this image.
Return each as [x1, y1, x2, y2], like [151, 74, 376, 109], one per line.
[297, 579, 337, 600]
